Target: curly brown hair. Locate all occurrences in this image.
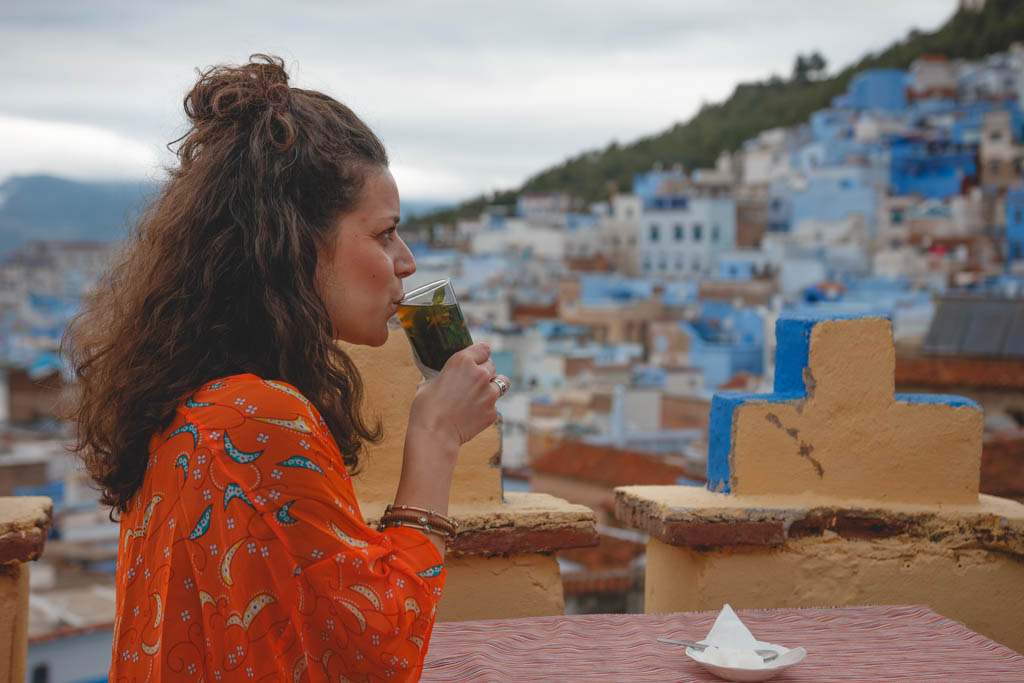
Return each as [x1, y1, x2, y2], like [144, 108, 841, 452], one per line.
[62, 54, 385, 513]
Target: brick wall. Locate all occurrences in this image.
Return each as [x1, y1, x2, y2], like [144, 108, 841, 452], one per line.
[895, 355, 1024, 390]
[981, 432, 1024, 499]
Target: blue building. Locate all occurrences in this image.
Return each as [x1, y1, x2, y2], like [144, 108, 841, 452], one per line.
[809, 109, 855, 142]
[1007, 186, 1024, 262]
[833, 69, 908, 112]
[889, 137, 978, 200]
[679, 304, 764, 389]
[790, 165, 882, 233]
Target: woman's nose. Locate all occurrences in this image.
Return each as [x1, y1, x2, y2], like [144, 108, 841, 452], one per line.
[395, 236, 416, 278]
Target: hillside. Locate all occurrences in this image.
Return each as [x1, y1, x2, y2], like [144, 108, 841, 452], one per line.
[408, 0, 1024, 229]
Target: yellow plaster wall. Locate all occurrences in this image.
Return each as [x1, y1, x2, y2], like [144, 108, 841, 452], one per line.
[435, 553, 564, 622]
[340, 330, 502, 506]
[0, 563, 29, 683]
[644, 537, 1024, 654]
[731, 318, 982, 504]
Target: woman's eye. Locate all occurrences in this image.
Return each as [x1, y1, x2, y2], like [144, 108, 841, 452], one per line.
[378, 226, 397, 242]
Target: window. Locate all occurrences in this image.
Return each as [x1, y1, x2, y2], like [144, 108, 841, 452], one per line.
[32, 664, 49, 683]
[643, 257, 652, 272]
[692, 257, 701, 272]
[659, 258, 668, 271]
[989, 161, 1000, 174]
[693, 224, 703, 241]
[650, 224, 660, 242]
[711, 224, 720, 243]
[674, 224, 684, 241]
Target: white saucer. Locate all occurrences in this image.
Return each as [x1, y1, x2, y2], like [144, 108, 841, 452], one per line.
[685, 640, 807, 682]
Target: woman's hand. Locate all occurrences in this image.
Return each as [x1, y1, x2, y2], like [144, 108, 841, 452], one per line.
[393, 342, 510, 556]
[408, 342, 507, 450]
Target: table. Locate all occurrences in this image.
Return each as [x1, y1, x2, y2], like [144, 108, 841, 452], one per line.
[422, 605, 1024, 681]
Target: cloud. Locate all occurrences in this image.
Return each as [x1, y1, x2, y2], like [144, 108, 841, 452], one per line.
[0, 0, 957, 198]
[0, 115, 165, 183]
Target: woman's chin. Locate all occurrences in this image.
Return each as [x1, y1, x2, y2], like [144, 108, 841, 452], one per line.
[332, 326, 389, 347]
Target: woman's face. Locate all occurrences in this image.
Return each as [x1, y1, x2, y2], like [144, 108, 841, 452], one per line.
[317, 167, 416, 346]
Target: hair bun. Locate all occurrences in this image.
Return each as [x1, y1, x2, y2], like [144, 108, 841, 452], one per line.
[184, 53, 292, 126]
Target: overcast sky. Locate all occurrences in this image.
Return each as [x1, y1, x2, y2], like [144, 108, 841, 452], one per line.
[2, 1, 955, 202]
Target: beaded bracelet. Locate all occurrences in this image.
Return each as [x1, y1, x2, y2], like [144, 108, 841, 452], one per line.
[378, 518, 453, 542]
[379, 511, 456, 536]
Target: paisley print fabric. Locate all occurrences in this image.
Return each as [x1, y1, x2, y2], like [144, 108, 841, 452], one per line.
[111, 374, 446, 682]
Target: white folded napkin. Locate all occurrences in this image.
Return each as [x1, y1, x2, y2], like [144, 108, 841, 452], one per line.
[689, 604, 804, 670]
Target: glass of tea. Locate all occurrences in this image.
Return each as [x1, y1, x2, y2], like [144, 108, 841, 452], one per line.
[396, 278, 473, 379]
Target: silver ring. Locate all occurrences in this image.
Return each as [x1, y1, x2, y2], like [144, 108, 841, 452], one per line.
[490, 377, 508, 396]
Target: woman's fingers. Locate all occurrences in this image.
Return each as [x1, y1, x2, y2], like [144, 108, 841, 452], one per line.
[459, 342, 491, 365]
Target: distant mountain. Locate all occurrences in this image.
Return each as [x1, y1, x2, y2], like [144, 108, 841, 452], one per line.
[0, 175, 158, 255]
[408, 0, 1024, 226]
[0, 174, 451, 257]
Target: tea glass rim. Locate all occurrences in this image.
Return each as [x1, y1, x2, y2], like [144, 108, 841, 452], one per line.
[400, 278, 451, 304]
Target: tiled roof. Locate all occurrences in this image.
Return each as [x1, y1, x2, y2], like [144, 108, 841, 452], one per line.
[923, 296, 1024, 358]
[718, 371, 760, 390]
[531, 441, 690, 488]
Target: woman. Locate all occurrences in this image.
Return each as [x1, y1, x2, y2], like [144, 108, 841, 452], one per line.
[63, 54, 508, 682]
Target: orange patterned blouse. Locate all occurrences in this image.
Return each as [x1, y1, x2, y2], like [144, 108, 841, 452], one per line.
[111, 374, 446, 682]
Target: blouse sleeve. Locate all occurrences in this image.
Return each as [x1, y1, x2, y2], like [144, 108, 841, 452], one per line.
[180, 376, 445, 682]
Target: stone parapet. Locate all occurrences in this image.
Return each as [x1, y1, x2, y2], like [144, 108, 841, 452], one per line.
[364, 492, 598, 557]
[706, 316, 983, 505]
[616, 487, 1024, 557]
[615, 315, 1024, 653]
[343, 331, 598, 622]
[0, 496, 53, 565]
[1, 496, 53, 683]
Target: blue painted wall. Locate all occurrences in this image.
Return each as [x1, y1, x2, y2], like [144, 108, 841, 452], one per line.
[705, 315, 978, 494]
[845, 69, 908, 112]
[1008, 186, 1024, 261]
[790, 167, 880, 231]
[680, 308, 764, 390]
[809, 109, 855, 142]
[889, 137, 977, 200]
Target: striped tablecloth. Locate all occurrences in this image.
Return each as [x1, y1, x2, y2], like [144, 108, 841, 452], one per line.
[422, 605, 1024, 682]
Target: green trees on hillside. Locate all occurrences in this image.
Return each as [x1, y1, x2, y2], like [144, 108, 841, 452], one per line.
[409, 0, 1024, 230]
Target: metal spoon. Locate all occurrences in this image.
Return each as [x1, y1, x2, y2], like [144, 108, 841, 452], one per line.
[656, 638, 779, 662]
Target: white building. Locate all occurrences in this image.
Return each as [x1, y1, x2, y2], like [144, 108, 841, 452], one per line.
[597, 194, 642, 276]
[739, 127, 809, 186]
[637, 194, 737, 277]
[469, 218, 565, 260]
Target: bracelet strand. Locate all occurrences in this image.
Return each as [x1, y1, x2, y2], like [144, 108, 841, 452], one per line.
[380, 511, 457, 536]
[384, 504, 459, 529]
[382, 507, 458, 532]
[379, 515, 456, 539]
[378, 519, 452, 542]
